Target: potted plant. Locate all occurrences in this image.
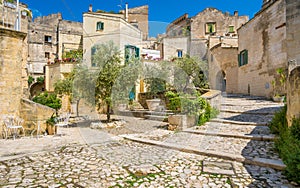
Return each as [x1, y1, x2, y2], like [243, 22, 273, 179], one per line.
[272, 68, 286, 102]
[46, 115, 57, 135]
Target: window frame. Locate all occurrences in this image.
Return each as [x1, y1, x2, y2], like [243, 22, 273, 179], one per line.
[177, 49, 183, 58]
[44, 35, 52, 43]
[205, 22, 216, 34]
[228, 25, 235, 33]
[238, 49, 248, 67]
[96, 21, 104, 31]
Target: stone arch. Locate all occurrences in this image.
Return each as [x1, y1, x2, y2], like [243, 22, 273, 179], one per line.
[30, 82, 45, 98]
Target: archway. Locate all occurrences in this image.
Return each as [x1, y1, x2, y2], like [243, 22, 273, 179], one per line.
[216, 70, 226, 92]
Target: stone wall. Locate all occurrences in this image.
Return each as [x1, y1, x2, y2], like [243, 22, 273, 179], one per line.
[208, 44, 239, 93]
[237, 0, 286, 97]
[191, 8, 248, 40]
[286, 0, 300, 126]
[58, 20, 83, 59]
[163, 37, 190, 60]
[20, 98, 56, 134]
[83, 12, 142, 67]
[0, 2, 31, 33]
[120, 5, 148, 40]
[0, 28, 27, 115]
[0, 28, 28, 137]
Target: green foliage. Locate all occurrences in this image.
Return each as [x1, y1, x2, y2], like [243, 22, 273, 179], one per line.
[28, 75, 34, 85]
[36, 76, 44, 84]
[269, 105, 288, 135]
[62, 49, 83, 60]
[92, 41, 122, 121]
[112, 55, 142, 105]
[173, 55, 208, 91]
[144, 78, 166, 97]
[290, 118, 300, 141]
[33, 92, 62, 110]
[46, 115, 57, 126]
[270, 106, 300, 184]
[165, 91, 218, 125]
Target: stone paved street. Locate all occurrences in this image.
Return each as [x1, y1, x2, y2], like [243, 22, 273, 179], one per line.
[0, 95, 298, 187]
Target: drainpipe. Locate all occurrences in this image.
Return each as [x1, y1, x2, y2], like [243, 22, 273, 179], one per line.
[125, 2, 128, 22]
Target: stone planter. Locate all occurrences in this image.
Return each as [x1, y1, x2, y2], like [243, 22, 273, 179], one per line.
[168, 114, 197, 131]
[146, 99, 162, 111]
[46, 123, 56, 135]
[272, 96, 284, 103]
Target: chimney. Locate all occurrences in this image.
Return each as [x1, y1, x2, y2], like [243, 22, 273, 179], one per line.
[234, 11, 238, 17]
[125, 2, 128, 21]
[89, 4, 93, 12]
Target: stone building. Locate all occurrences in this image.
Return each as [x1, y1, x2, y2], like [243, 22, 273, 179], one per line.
[82, 5, 143, 68]
[120, 4, 149, 40]
[27, 13, 82, 95]
[162, 8, 248, 61]
[0, 1, 31, 33]
[236, 0, 287, 97]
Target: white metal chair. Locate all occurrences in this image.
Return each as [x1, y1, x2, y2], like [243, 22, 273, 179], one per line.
[3, 115, 25, 140]
[54, 113, 71, 135]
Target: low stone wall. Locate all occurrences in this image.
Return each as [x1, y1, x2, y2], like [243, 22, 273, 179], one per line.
[201, 90, 222, 111]
[20, 98, 56, 135]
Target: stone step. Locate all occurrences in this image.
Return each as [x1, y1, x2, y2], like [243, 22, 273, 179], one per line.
[121, 135, 286, 170]
[219, 109, 277, 115]
[144, 115, 168, 122]
[210, 118, 269, 126]
[182, 129, 275, 141]
[116, 110, 173, 119]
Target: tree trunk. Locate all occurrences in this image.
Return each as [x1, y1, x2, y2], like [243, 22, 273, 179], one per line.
[76, 99, 80, 117]
[107, 104, 111, 122]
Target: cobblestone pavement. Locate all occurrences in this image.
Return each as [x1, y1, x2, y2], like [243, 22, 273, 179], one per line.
[0, 94, 298, 187]
[0, 141, 294, 188]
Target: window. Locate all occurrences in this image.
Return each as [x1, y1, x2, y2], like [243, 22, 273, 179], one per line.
[45, 52, 50, 59]
[229, 26, 235, 33]
[44, 35, 52, 43]
[177, 50, 183, 58]
[125, 45, 140, 63]
[205, 22, 216, 34]
[238, 50, 248, 66]
[96, 21, 104, 31]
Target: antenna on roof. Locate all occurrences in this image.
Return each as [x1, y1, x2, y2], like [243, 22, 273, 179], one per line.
[118, 0, 123, 9]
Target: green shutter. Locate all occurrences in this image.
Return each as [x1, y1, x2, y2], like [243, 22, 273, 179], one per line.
[135, 47, 140, 58]
[238, 53, 241, 67]
[125, 45, 130, 63]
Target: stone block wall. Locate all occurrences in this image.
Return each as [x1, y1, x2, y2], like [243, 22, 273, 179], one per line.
[237, 0, 286, 97]
[286, 0, 300, 126]
[20, 98, 56, 134]
[0, 28, 27, 115]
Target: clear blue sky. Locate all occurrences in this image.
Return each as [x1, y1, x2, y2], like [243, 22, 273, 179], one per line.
[21, 0, 262, 37]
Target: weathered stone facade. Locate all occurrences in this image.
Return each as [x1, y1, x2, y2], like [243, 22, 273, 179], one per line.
[83, 11, 142, 67]
[163, 8, 248, 61]
[237, 0, 286, 97]
[120, 5, 149, 40]
[0, 28, 28, 116]
[208, 37, 239, 92]
[45, 62, 76, 92]
[0, 2, 31, 33]
[286, 0, 300, 126]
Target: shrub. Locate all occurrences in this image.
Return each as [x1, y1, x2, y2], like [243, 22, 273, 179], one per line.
[33, 92, 62, 111]
[28, 75, 34, 85]
[269, 105, 288, 135]
[270, 105, 300, 184]
[165, 91, 218, 125]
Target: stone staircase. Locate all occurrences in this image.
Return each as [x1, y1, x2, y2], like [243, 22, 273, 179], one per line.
[122, 94, 286, 170]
